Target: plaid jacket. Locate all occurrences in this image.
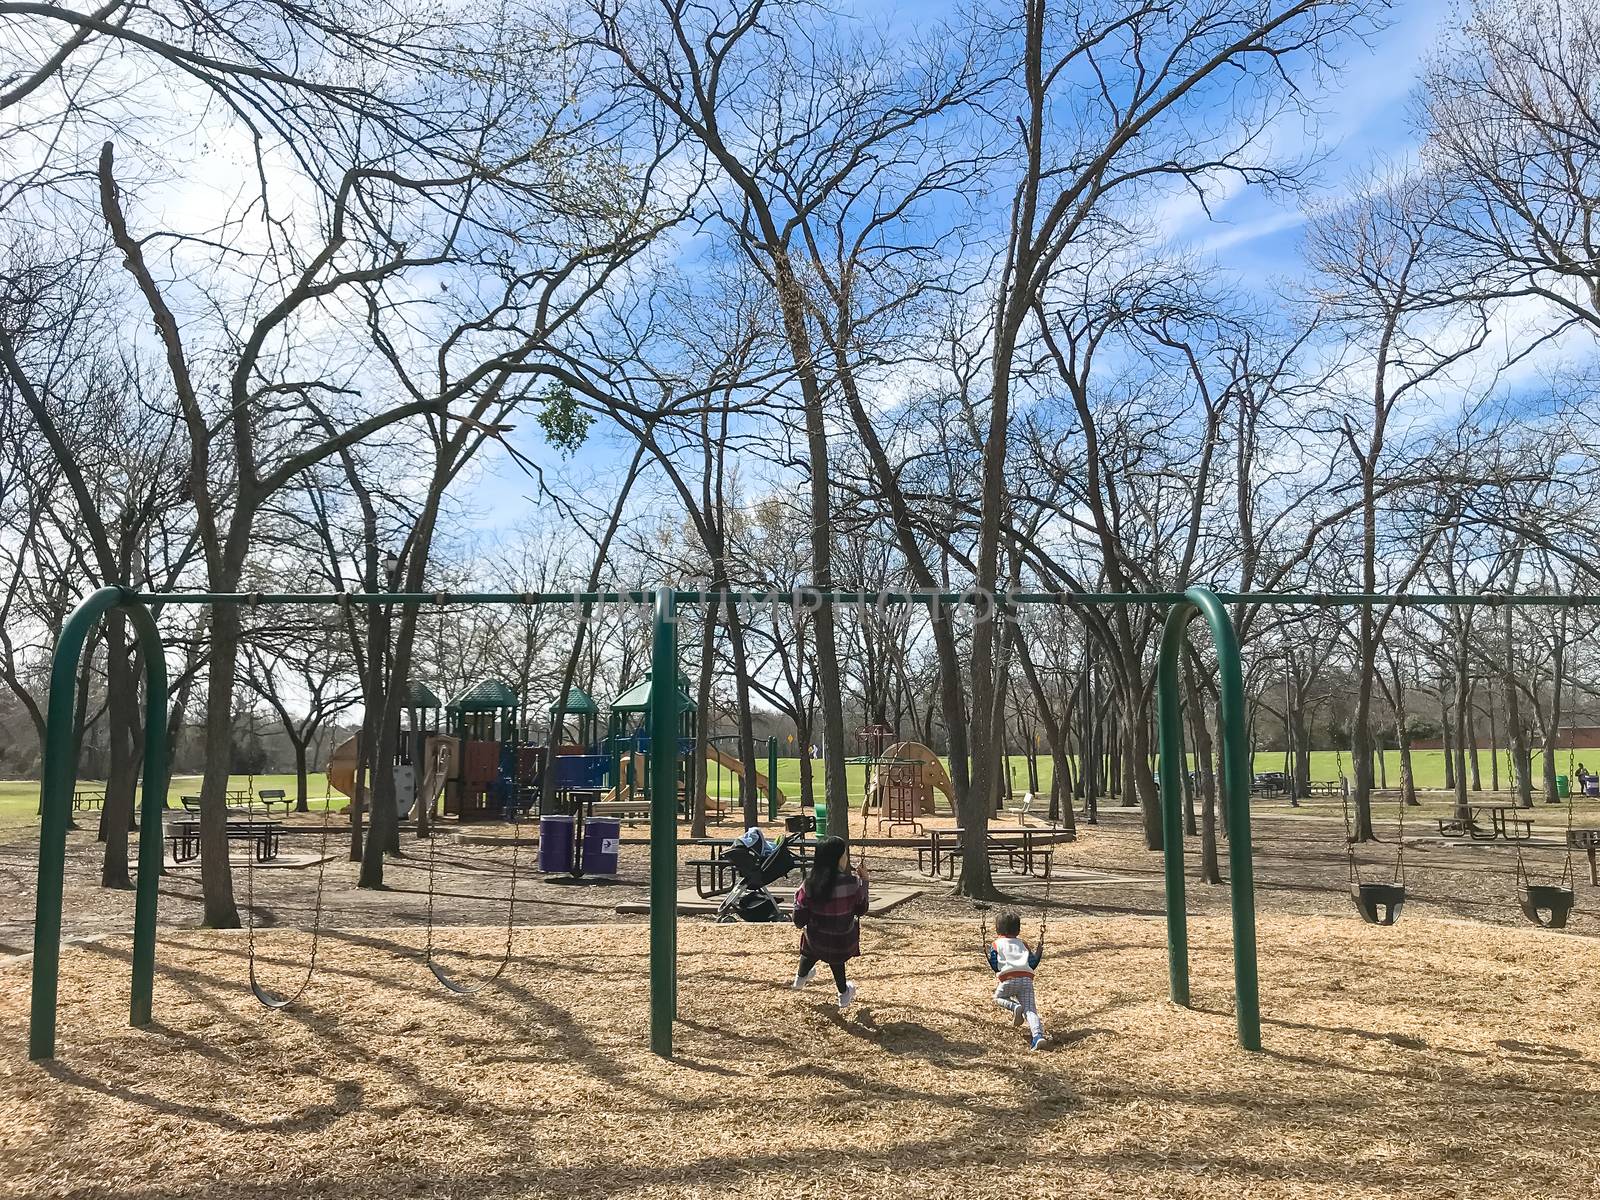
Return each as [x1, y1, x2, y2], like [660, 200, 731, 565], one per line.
[793, 874, 869, 963]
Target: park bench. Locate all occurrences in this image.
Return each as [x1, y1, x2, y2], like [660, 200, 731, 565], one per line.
[165, 818, 282, 864]
[256, 788, 290, 816]
[589, 799, 653, 825]
[181, 790, 261, 813]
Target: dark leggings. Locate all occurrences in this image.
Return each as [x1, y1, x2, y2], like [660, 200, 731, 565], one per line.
[799, 955, 848, 991]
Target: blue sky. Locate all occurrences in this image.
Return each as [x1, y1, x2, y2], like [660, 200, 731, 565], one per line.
[462, 0, 1459, 538]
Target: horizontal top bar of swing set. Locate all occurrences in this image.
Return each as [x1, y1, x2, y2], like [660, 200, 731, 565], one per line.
[121, 589, 1600, 608]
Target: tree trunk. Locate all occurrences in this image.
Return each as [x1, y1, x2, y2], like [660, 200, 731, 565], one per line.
[198, 603, 242, 927]
[1487, 689, 1499, 793]
[99, 611, 137, 888]
[1466, 682, 1482, 792]
[1452, 653, 1470, 819]
[1011, 628, 1074, 835]
[722, 597, 760, 828]
[292, 738, 309, 813]
[691, 605, 717, 840]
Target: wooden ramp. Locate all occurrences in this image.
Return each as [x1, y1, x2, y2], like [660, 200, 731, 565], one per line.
[616, 882, 923, 917]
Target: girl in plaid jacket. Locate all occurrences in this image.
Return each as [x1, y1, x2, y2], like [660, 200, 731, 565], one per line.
[790, 836, 870, 1008]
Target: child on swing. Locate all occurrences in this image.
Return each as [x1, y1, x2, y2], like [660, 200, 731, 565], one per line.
[790, 836, 869, 1009]
[987, 908, 1046, 1051]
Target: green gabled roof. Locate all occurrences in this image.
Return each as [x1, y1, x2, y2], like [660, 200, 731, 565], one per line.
[551, 686, 599, 716]
[447, 679, 518, 712]
[406, 681, 444, 708]
[609, 670, 696, 714]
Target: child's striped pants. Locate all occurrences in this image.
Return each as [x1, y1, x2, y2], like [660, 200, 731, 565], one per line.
[994, 977, 1043, 1039]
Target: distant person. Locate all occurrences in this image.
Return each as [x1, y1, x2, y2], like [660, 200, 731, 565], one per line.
[790, 835, 869, 1009]
[987, 909, 1047, 1051]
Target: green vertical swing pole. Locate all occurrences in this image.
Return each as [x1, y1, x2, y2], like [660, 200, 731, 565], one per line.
[1155, 608, 1191, 1009]
[648, 586, 679, 1055]
[126, 599, 169, 1029]
[29, 586, 126, 1061]
[1201, 586, 1262, 1052]
[1157, 586, 1261, 1052]
[767, 736, 779, 821]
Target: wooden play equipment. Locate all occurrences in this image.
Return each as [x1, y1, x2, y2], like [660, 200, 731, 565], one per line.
[859, 741, 954, 819]
[326, 725, 459, 819]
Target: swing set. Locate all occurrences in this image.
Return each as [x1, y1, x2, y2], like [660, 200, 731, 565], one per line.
[24, 585, 1600, 1065]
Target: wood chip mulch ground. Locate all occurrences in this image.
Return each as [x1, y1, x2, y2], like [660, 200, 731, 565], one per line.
[2, 914, 1597, 1199]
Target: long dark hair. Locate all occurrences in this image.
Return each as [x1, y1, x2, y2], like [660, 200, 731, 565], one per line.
[805, 836, 849, 902]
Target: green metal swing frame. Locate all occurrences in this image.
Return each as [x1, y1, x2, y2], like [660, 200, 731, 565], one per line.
[27, 586, 1600, 1063]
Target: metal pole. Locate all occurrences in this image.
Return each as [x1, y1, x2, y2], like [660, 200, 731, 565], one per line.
[767, 736, 779, 822]
[127, 599, 169, 1029]
[648, 586, 678, 1056]
[29, 586, 125, 1061]
[1162, 587, 1262, 1051]
[1156, 587, 1261, 1050]
[1156, 608, 1191, 1009]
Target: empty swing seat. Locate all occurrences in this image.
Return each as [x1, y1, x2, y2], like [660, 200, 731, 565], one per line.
[1351, 882, 1406, 926]
[1519, 884, 1575, 930]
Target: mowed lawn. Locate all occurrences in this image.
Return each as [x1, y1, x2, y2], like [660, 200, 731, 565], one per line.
[3, 745, 1589, 829]
[684, 747, 1586, 801]
[0, 773, 337, 829]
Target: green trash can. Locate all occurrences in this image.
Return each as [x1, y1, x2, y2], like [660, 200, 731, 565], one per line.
[813, 798, 828, 839]
[1557, 775, 1570, 798]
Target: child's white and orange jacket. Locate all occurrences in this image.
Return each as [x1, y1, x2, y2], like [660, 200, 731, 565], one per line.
[987, 936, 1042, 981]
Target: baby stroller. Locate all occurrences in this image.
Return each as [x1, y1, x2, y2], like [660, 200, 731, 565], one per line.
[715, 816, 814, 923]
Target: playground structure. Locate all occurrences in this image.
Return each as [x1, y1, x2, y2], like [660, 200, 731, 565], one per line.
[442, 680, 528, 820]
[857, 740, 955, 825]
[318, 666, 791, 828]
[23, 585, 1600, 1065]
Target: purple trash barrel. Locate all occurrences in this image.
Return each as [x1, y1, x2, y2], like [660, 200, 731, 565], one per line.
[582, 816, 622, 876]
[538, 813, 575, 873]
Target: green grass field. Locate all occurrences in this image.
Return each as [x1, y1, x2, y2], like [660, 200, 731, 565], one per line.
[2, 746, 1582, 831]
[705, 748, 1579, 802]
[0, 773, 339, 829]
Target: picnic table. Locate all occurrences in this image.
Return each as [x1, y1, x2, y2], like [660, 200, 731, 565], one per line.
[920, 826, 1057, 880]
[1436, 805, 1533, 842]
[1251, 772, 1289, 797]
[165, 816, 283, 863]
[71, 789, 106, 811]
[1305, 780, 1343, 797]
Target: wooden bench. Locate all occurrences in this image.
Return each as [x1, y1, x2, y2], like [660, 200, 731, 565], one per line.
[589, 800, 653, 825]
[166, 819, 283, 864]
[256, 788, 290, 816]
[182, 791, 263, 814]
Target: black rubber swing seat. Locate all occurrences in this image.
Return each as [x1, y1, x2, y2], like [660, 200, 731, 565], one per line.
[1518, 884, 1576, 930]
[1351, 882, 1406, 926]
